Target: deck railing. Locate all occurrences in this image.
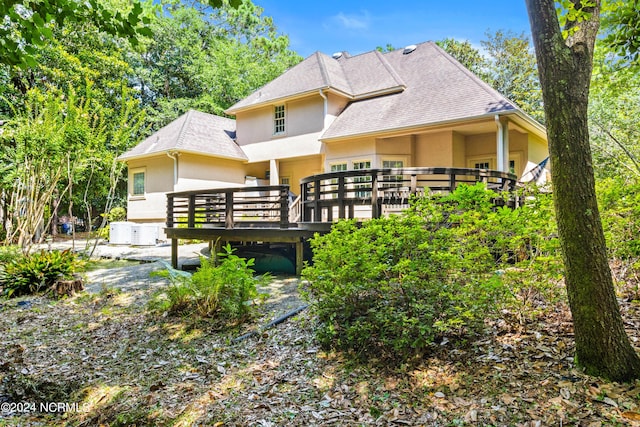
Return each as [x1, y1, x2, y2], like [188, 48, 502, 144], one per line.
[300, 167, 517, 222]
[166, 185, 291, 230]
[166, 168, 517, 229]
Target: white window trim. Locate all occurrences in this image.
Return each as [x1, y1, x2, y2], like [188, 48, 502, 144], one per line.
[273, 104, 286, 136]
[351, 159, 372, 170]
[131, 167, 146, 199]
[380, 156, 409, 168]
[467, 156, 494, 170]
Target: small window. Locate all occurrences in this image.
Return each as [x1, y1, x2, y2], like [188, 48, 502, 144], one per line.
[509, 160, 516, 174]
[329, 163, 348, 199]
[280, 177, 290, 185]
[353, 160, 372, 198]
[382, 160, 404, 188]
[133, 171, 145, 196]
[274, 105, 285, 135]
[474, 161, 490, 169]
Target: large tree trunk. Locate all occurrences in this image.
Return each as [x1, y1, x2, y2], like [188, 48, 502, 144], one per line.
[525, 0, 640, 381]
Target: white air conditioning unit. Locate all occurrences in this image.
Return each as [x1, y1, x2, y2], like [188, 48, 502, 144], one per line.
[109, 221, 133, 245]
[131, 224, 160, 246]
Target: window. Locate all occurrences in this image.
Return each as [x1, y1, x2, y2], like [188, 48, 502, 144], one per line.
[329, 163, 347, 199]
[353, 160, 371, 198]
[474, 161, 490, 169]
[509, 160, 516, 175]
[274, 105, 285, 135]
[382, 159, 404, 188]
[280, 177, 290, 186]
[132, 170, 145, 196]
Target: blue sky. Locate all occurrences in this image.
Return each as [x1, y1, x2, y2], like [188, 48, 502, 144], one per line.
[253, 0, 533, 58]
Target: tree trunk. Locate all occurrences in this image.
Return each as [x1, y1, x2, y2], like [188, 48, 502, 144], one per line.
[525, 0, 640, 381]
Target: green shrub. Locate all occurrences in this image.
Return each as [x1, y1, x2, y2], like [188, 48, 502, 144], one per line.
[95, 207, 127, 240]
[0, 249, 80, 297]
[0, 245, 21, 264]
[597, 177, 640, 259]
[150, 244, 270, 322]
[302, 183, 561, 362]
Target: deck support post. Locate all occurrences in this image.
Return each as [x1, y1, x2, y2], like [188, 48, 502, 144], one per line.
[171, 238, 178, 269]
[295, 240, 304, 276]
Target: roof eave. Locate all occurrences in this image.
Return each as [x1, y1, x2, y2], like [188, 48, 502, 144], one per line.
[225, 86, 354, 115]
[117, 148, 248, 163]
[320, 110, 547, 142]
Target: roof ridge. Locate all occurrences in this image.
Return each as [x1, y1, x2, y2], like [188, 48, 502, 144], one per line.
[315, 52, 332, 88]
[430, 42, 517, 110]
[373, 49, 407, 88]
[175, 110, 194, 149]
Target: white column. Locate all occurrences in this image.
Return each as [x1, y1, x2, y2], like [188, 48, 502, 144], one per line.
[269, 159, 279, 185]
[495, 116, 510, 172]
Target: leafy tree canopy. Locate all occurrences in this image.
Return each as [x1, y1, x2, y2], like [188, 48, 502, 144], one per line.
[438, 32, 544, 123]
[601, 0, 640, 67]
[0, 0, 241, 68]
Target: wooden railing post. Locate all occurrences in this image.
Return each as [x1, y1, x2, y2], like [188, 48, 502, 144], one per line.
[167, 195, 174, 227]
[371, 172, 380, 219]
[187, 194, 196, 228]
[338, 175, 345, 219]
[449, 173, 456, 192]
[313, 179, 320, 222]
[280, 186, 289, 229]
[225, 190, 234, 229]
[302, 183, 311, 222]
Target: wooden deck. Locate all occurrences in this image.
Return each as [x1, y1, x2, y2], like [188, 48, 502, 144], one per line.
[166, 168, 517, 274]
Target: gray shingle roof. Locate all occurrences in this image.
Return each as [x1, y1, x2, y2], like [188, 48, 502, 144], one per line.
[321, 42, 519, 140]
[226, 50, 406, 113]
[119, 110, 246, 161]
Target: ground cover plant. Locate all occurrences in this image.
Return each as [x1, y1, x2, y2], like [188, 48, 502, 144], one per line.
[302, 184, 562, 362]
[149, 244, 270, 323]
[0, 248, 81, 298]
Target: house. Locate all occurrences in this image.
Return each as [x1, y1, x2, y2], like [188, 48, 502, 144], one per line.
[119, 41, 548, 226]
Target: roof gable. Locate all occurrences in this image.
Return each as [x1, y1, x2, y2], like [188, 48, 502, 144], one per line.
[119, 110, 246, 161]
[226, 49, 407, 113]
[321, 42, 520, 140]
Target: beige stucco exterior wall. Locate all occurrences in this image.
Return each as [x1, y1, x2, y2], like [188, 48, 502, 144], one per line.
[245, 162, 269, 181]
[278, 156, 323, 191]
[525, 133, 550, 174]
[326, 93, 349, 128]
[235, 109, 271, 145]
[175, 153, 246, 191]
[288, 97, 324, 136]
[235, 95, 324, 146]
[465, 130, 530, 176]
[324, 137, 376, 170]
[452, 132, 466, 167]
[414, 131, 454, 167]
[126, 155, 174, 222]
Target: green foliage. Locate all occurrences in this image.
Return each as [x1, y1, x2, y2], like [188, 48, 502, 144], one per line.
[104, 207, 127, 222]
[597, 177, 640, 258]
[149, 244, 270, 323]
[438, 30, 544, 124]
[436, 38, 489, 81]
[601, 0, 640, 67]
[589, 35, 640, 179]
[0, 246, 22, 264]
[0, 0, 150, 68]
[302, 184, 560, 362]
[131, 0, 302, 128]
[0, 249, 80, 297]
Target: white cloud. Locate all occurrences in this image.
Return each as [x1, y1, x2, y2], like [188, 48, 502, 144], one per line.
[330, 11, 370, 30]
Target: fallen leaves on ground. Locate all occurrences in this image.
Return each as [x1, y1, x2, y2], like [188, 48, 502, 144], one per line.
[0, 273, 639, 426]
